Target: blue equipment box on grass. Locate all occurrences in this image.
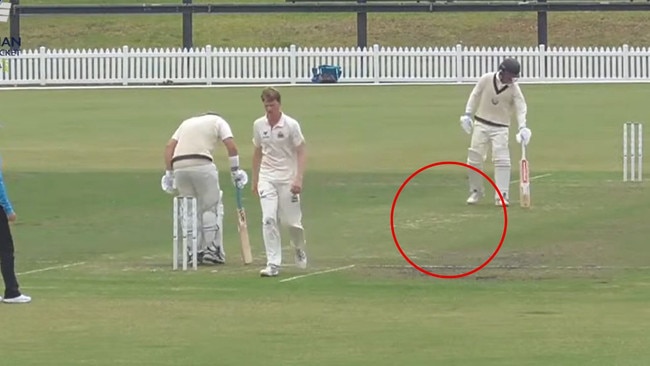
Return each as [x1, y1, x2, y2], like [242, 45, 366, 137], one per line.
[311, 65, 342, 83]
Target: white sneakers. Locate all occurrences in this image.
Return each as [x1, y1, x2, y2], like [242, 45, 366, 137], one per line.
[260, 248, 308, 277]
[466, 191, 509, 207]
[259, 264, 280, 277]
[2, 294, 32, 304]
[495, 195, 510, 207]
[466, 190, 483, 205]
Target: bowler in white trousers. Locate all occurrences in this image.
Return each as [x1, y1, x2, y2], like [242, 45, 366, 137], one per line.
[251, 87, 308, 277]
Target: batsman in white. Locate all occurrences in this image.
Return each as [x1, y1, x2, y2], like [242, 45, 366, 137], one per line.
[162, 112, 248, 265]
[460, 58, 533, 206]
[252, 87, 308, 277]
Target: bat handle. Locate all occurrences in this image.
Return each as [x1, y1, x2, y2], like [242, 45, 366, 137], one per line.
[235, 186, 243, 209]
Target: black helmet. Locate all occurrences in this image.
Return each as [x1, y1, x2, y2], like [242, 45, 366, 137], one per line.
[499, 58, 521, 77]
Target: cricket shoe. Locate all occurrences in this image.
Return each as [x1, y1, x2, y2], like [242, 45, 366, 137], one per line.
[295, 248, 307, 269]
[466, 190, 483, 205]
[186, 251, 204, 266]
[202, 247, 225, 265]
[495, 193, 509, 207]
[260, 264, 280, 277]
[3, 294, 31, 304]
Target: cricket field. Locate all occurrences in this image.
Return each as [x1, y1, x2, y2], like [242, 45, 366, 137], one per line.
[0, 83, 649, 365]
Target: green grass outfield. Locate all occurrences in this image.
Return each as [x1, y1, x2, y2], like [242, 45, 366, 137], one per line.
[1, 0, 650, 49]
[0, 83, 649, 365]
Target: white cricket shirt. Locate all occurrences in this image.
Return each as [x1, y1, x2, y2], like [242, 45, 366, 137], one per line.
[171, 113, 234, 168]
[465, 72, 527, 128]
[252, 113, 306, 184]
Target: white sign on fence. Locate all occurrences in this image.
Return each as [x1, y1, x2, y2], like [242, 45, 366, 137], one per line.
[0, 1, 11, 23]
[0, 44, 648, 86]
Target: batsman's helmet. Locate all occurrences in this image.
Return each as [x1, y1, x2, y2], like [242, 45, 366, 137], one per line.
[498, 58, 521, 78]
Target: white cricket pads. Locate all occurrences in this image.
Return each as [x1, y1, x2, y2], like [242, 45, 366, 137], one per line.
[466, 148, 485, 195]
[201, 190, 225, 262]
[492, 142, 511, 202]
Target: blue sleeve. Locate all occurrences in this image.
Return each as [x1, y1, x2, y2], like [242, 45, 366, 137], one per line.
[0, 163, 14, 215]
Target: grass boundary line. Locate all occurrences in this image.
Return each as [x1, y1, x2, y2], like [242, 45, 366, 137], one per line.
[279, 264, 356, 283]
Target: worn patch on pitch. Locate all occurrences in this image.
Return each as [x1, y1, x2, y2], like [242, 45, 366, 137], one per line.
[393, 212, 491, 230]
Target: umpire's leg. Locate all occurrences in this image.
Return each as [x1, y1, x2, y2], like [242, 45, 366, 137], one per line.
[0, 206, 21, 299]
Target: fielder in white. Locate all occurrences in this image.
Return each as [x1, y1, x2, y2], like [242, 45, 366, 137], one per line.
[162, 112, 248, 265]
[460, 58, 532, 206]
[252, 87, 308, 277]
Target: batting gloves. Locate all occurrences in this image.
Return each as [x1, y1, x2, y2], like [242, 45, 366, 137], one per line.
[516, 126, 532, 145]
[160, 170, 175, 194]
[231, 169, 248, 189]
[460, 113, 473, 135]
[229, 155, 248, 189]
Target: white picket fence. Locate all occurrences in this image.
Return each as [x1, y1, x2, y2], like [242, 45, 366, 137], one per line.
[0, 44, 649, 86]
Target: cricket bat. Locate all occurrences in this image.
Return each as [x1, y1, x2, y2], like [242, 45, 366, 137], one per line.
[235, 187, 253, 264]
[519, 141, 531, 208]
